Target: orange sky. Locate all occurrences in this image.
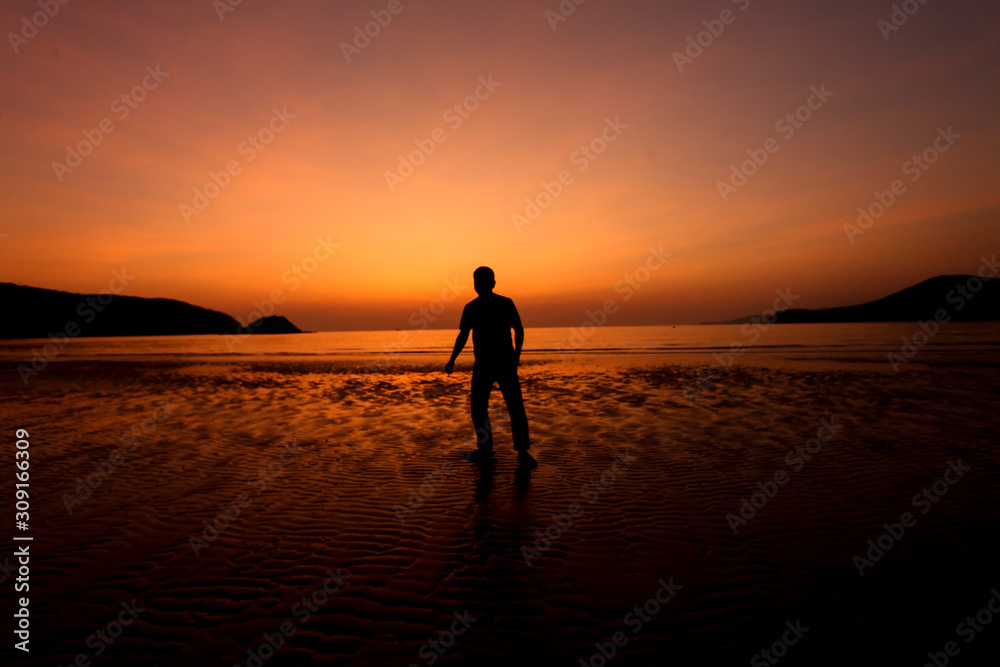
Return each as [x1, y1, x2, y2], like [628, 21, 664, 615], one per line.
[2, 0, 999, 330]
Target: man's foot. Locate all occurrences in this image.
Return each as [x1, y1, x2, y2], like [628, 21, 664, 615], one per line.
[517, 451, 537, 468]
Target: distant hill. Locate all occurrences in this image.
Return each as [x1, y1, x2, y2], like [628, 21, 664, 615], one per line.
[713, 275, 998, 324]
[0, 283, 304, 339]
[246, 315, 302, 334]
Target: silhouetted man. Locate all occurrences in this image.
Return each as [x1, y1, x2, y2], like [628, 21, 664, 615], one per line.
[445, 267, 535, 467]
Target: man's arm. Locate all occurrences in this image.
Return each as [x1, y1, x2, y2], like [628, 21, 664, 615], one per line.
[445, 305, 471, 374]
[444, 328, 469, 374]
[512, 302, 524, 367]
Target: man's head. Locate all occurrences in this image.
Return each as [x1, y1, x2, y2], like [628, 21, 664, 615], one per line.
[473, 266, 495, 295]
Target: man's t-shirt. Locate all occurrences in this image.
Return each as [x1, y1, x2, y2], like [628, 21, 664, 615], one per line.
[459, 293, 521, 364]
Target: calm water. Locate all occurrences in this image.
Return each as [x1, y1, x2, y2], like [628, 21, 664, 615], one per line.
[1, 323, 998, 363]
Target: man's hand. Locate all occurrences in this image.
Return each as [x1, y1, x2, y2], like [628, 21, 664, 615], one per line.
[444, 360, 455, 375]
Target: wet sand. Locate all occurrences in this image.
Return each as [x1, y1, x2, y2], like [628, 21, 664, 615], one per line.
[3, 351, 1000, 666]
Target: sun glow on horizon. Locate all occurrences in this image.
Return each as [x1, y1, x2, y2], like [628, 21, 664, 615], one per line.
[2, 0, 998, 331]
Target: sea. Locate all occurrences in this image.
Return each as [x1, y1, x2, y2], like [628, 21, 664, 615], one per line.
[2, 323, 998, 367]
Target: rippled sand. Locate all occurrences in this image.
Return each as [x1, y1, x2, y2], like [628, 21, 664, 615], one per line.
[3, 353, 1000, 665]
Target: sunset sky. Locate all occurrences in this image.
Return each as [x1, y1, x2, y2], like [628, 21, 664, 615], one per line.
[2, 0, 998, 330]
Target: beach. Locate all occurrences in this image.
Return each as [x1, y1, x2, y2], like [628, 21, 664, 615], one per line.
[3, 328, 1000, 666]
[6, 0, 999, 661]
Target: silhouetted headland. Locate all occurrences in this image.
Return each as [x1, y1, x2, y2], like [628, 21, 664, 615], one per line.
[0, 282, 304, 339]
[709, 275, 998, 324]
[244, 315, 302, 334]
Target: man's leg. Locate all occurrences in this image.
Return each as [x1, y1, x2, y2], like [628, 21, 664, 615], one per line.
[470, 365, 494, 453]
[498, 369, 530, 451]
